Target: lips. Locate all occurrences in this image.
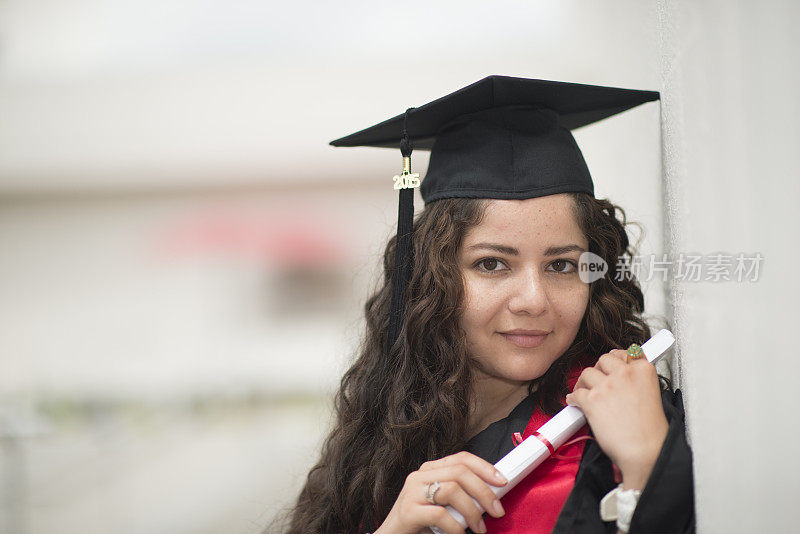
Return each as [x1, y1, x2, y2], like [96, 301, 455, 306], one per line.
[499, 329, 550, 348]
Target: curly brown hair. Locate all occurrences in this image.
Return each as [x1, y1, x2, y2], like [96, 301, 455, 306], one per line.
[275, 192, 656, 533]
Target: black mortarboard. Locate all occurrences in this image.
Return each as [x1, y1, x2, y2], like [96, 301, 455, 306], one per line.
[330, 75, 659, 360]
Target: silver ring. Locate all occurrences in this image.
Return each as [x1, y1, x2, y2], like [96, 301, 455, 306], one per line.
[424, 481, 441, 504]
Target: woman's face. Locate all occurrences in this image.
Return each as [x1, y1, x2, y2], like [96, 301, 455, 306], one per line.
[458, 194, 590, 386]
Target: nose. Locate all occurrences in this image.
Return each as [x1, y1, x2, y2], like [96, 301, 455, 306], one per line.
[507, 268, 549, 316]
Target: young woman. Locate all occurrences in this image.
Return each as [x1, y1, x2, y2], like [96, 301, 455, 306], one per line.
[279, 77, 694, 533]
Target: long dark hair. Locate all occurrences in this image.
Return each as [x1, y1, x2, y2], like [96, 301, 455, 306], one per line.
[276, 192, 654, 533]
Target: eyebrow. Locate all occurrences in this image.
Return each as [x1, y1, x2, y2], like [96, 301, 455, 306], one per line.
[468, 243, 586, 256]
[544, 244, 587, 256]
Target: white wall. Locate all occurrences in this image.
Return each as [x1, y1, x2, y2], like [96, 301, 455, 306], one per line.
[657, 0, 800, 531]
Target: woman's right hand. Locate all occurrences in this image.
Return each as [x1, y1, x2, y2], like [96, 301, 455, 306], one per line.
[375, 451, 508, 534]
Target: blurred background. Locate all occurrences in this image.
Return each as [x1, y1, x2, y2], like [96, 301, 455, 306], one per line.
[0, 1, 798, 533]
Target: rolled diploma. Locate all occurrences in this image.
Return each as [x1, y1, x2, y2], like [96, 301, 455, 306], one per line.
[430, 328, 675, 533]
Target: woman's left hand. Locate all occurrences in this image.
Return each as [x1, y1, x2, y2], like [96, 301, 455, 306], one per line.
[565, 349, 669, 490]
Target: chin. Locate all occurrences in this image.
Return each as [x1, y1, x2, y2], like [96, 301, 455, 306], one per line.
[500, 361, 552, 383]
[522, 352, 567, 377]
[471, 345, 562, 382]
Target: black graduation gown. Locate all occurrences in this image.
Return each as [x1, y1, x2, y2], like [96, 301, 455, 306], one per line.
[463, 388, 695, 533]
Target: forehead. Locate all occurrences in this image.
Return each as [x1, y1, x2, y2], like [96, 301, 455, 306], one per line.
[464, 194, 586, 246]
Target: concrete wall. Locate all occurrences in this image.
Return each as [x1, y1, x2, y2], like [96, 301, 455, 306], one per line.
[656, 1, 800, 531]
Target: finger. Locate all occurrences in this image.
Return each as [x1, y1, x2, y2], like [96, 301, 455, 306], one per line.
[572, 367, 605, 391]
[449, 464, 505, 519]
[596, 352, 627, 375]
[607, 348, 629, 363]
[565, 387, 589, 409]
[428, 478, 488, 533]
[421, 505, 469, 534]
[423, 464, 505, 520]
[420, 452, 507, 487]
[628, 357, 659, 379]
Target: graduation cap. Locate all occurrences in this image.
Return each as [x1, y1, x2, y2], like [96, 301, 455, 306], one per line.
[330, 75, 660, 360]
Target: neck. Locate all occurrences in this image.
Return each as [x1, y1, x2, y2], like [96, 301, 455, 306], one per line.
[467, 373, 534, 441]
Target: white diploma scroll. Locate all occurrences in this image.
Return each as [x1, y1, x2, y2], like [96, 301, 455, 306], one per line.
[430, 329, 675, 534]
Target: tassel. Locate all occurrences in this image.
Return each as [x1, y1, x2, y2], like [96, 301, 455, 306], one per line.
[385, 108, 416, 358]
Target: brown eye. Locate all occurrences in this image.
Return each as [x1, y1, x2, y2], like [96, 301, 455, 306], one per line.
[475, 258, 506, 272]
[548, 259, 576, 273]
[482, 258, 499, 271]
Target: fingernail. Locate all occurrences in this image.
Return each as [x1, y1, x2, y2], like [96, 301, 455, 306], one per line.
[493, 499, 505, 516]
[494, 470, 508, 484]
[477, 519, 487, 533]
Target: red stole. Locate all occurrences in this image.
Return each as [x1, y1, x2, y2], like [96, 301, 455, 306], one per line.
[483, 364, 591, 533]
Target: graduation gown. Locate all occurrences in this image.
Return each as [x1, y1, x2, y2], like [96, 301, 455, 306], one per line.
[463, 387, 695, 533]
